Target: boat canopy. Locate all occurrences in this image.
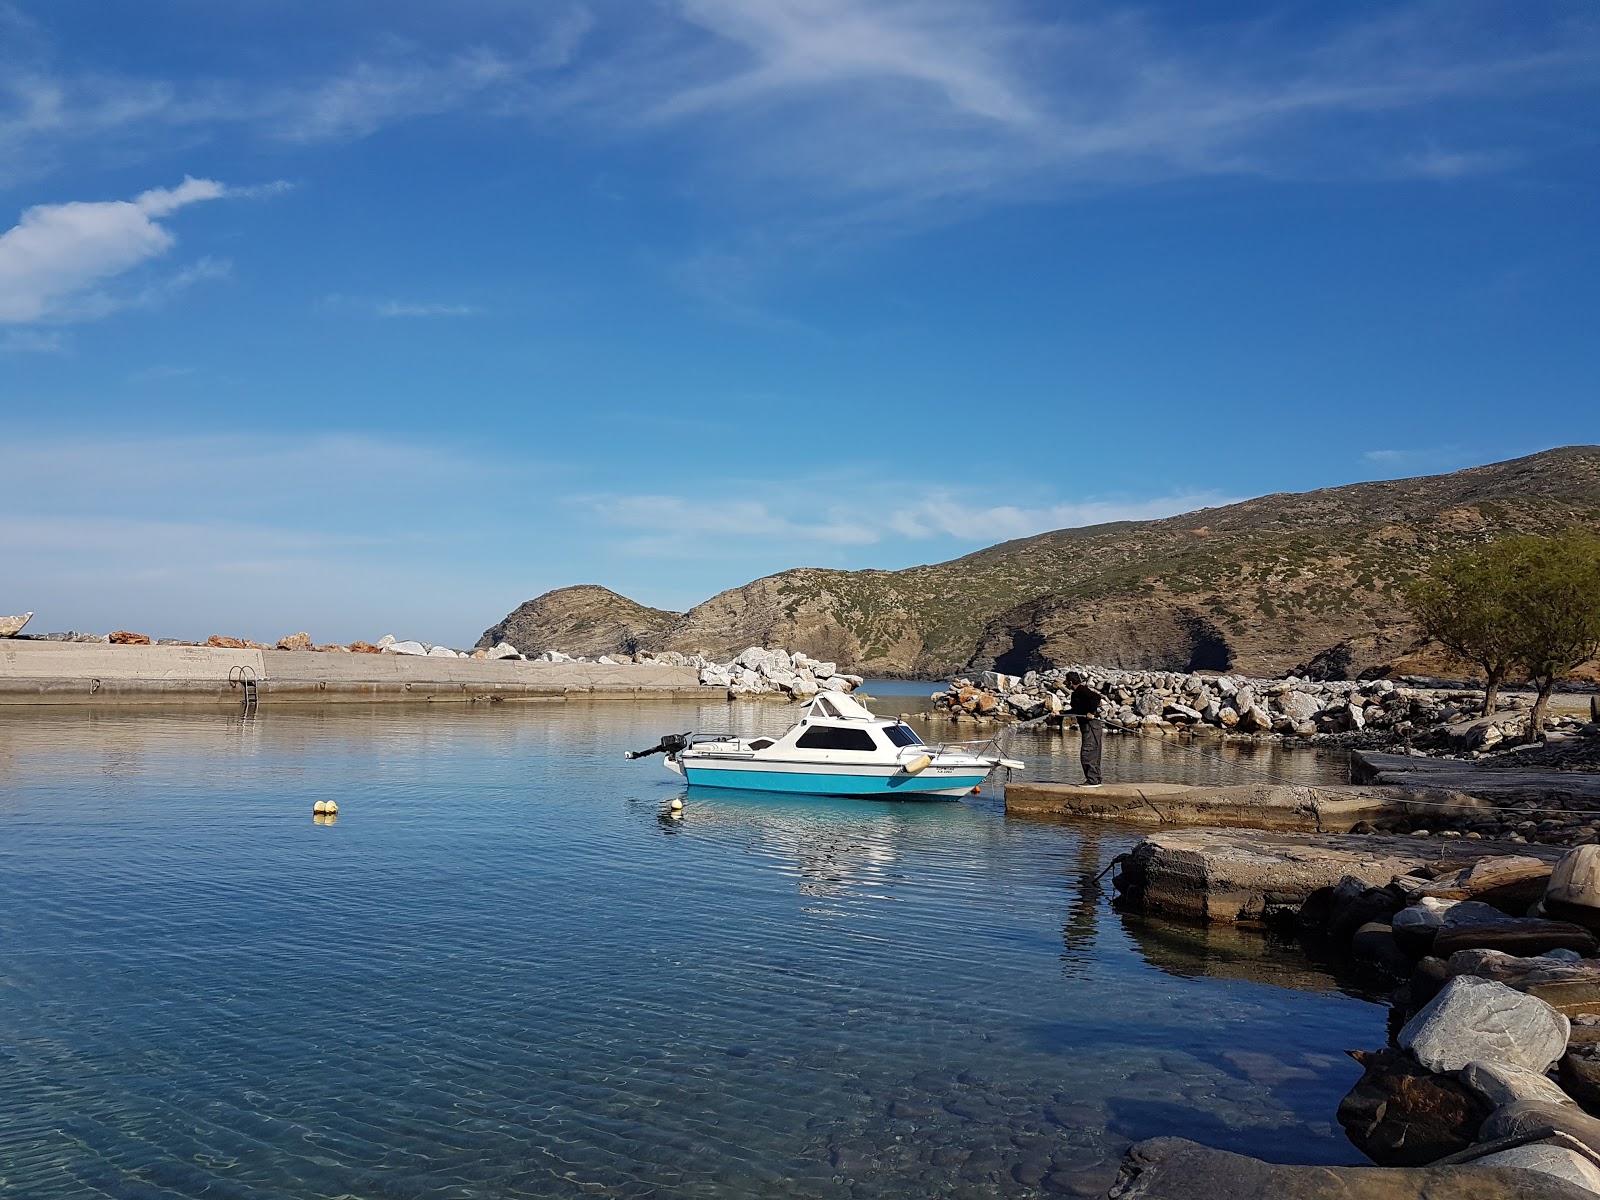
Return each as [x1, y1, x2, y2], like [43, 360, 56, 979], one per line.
[804, 692, 877, 722]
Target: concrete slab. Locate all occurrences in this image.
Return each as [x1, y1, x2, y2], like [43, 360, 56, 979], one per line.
[1005, 779, 1408, 832]
[0, 640, 706, 705]
[1114, 829, 1563, 925]
[1354, 751, 1600, 807]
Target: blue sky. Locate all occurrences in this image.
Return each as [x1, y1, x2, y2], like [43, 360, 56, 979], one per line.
[3, 0, 1597, 645]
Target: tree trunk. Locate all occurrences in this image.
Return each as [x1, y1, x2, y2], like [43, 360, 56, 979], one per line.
[1530, 677, 1555, 735]
[1480, 665, 1505, 716]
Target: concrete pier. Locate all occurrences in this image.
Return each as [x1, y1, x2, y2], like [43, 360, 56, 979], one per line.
[1004, 779, 1414, 832]
[0, 640, 705, 705]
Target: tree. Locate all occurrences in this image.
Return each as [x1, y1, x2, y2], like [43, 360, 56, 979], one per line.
[1404, 544, 1522, 715]
[1501, 530, 1600, 733]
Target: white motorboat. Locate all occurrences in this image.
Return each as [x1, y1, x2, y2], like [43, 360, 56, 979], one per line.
[625, 692, 1023, 798]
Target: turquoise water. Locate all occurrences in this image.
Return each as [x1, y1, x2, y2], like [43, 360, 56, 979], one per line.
[2, 701, 1374, 1199]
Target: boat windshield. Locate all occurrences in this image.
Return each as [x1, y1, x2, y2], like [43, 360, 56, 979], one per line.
[882, 723, 923, 747]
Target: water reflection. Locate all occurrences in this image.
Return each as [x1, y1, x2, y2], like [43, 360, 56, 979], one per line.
[0, 702, 1381, 1198]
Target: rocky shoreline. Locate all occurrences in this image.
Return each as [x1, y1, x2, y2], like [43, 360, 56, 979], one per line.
[933, 665, 1597, 757]
[1106, 831, 1600, 1193]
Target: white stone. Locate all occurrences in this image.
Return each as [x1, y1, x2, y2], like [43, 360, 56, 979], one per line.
[734, 646, 775, 672]
[377, 634, 397, 647]
[821, 676, 850, 692]
[1460, 1060, 1577, 1109]
[1398, 976, 1569, 1074]
[1471, 1144, 1600, 1192]
[977, 671, 1021, 692]
[1549, 846, 1600, 912]
[486, 642, 522, 661]
[386, 640, 428, 656]
[811, 661, 837, 679]
[426, 645, 458, 657]
[699, 666, 732, 687]
[0, 611, 32, 636]
[596, 655, 617, 665]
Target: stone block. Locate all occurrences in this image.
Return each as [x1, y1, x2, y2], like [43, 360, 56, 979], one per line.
[1398, 976, 1569, 1074]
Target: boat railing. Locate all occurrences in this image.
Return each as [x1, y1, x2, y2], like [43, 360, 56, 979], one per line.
[924, 737, 1004, 760]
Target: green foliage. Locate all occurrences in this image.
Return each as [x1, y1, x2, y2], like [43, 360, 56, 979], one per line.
[1407, 530, 1600, 725]
[1403, 546, 1521, 676]
[1499, 530, 1600, 687]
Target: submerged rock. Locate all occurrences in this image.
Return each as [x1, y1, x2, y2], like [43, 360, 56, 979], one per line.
[1337, 1049, 1489, 1166]
[1105, 1135, 1589, 1198]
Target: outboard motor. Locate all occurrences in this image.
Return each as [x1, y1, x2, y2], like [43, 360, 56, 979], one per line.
[625, 732, 691, 761]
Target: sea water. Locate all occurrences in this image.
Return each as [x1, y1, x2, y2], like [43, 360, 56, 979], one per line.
[1, 701, 1373, 1199]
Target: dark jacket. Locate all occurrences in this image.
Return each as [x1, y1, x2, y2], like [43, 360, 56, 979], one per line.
[1069, 685, 1103, 717]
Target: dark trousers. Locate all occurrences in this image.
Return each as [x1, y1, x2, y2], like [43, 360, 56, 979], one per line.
[1077, 717, 1103, 785]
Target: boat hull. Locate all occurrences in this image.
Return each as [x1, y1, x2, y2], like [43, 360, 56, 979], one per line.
[680, 759, 989, 797]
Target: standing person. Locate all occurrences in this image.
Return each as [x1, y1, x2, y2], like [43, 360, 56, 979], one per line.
[1064, 671, 1104, 787]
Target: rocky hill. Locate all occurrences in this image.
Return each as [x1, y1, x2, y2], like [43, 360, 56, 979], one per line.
[482, 448, 1600, 679]
[475, 585, 680, 658]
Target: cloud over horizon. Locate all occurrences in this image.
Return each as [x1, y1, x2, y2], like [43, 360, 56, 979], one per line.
[0, 175, 279, 323]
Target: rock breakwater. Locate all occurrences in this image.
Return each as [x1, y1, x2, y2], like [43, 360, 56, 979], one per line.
[639, 646, 865, 699]
[934, 665, 1593, 751]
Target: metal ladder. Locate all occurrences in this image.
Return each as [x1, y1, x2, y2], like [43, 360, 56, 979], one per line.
[228, 664, 261, 710]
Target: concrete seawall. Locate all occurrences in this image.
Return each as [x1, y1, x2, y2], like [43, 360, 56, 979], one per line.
[0, 641, 706, 705]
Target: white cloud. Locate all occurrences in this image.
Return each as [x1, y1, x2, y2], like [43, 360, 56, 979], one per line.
[2, 1, 1593, 218]
[0, 176, 273, 323]
[584, 486, 1237, 547]
[588, 493, 878, 545]
[375, 300, 481, 318]
[885, 491, 1240, 542]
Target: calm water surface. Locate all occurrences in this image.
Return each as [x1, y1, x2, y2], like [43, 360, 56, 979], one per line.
[2, 699, 1373, 1199]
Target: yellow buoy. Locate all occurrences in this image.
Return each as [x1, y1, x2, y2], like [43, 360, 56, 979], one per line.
[669, 798, 683, 811]
[903, 755, 932, 775]
[313, 800, 329, 815]
[326, 800, 339, 815]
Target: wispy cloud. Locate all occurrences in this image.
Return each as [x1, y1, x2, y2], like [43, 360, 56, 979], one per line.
[0, 176, 278, 324]
[0, 327, 65, 353]
[886, 491, 1241, 542]
[375, 300, 481, 318]
[587, 493, 878, 545]
[3, 1, 1593, 214]
[584, 485, 1238, 547]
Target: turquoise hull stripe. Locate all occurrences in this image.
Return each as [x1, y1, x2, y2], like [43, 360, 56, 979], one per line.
[682, 767, 987, 796]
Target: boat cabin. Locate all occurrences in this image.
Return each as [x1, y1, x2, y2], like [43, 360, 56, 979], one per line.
[737, 692, 925, 757]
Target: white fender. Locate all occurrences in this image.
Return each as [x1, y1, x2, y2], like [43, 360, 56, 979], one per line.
[903, 754, 932, 775]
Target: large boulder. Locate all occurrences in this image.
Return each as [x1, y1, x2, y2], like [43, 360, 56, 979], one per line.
[486, 641, 523, 661]
[386, 640, 429, 656]
[1471, 1145, 1600, 1194]
[1398, 976, 1570, 1073]
[1105, 1136, 1591, 1198]
[1337, 1049, 1490, 1166]
[1433, 919, 1600, 960]
[1446, 949, 1600, 1017]
[207, 635, 248, 649]
[1422, 855, 1556, 913]
[1548, 847, 1600, 931]
[1480, 1099, 1600, 1149]
[276, 631, 313, 651]
[1460, 1060, 1579, 1109]
[1561, 1044, 1600, 1113]
[109, 630, 151, 645]
[0, 611, 32, 636]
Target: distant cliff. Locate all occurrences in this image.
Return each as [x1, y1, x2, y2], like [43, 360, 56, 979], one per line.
[480, 447, 1600, 679]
